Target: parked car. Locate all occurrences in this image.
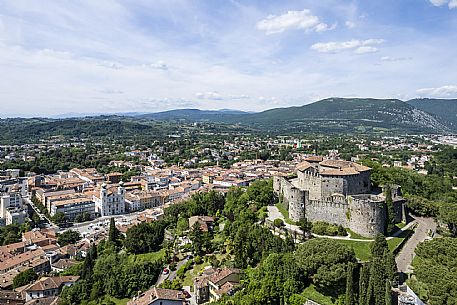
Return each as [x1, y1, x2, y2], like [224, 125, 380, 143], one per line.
[162, 268, 170, 275]
[182, 289, 191, 299]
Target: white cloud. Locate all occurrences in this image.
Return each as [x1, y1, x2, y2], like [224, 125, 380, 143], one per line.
[354, 46, 378, 54]
[311, 39, 385, 54]
[196, 91, 224, 100]
[380, 56, 412, 62]
[345, 21, 356, 28]
[417, 85, 457, 97]
[148, 60, 168, 70]
[428, 0, 457, 9]
[256, 9, 333, 34]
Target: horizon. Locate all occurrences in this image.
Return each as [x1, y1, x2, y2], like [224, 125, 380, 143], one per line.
[1, 96, 455, 119]
[1, 0, 457, 116]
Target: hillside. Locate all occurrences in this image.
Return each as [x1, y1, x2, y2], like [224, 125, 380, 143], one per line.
[0, 117, 176, 144]
[138, 109, 249, 121]
[406, 98, 457, 126]
[235, 98, 451, 133]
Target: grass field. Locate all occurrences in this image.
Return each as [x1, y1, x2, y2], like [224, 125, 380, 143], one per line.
[346, 229, 372, 240]
[329, 230, 411, 261]
[302, 285, 336, 305]
[275, 203, 296, 225]
[128, 249, 165, 263]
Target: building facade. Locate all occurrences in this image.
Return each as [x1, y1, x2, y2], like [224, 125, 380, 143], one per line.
[93, 183, 125, 217]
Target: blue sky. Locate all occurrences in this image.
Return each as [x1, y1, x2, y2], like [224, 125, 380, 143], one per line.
[0, 0, 456, 116]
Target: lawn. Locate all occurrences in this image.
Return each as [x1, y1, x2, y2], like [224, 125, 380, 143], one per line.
[346, 229, 372, 240]
[275, 203, 296, 225]
[181, 253, 229, 288]
[128, 249, 165, 263]
[329, 232, 410, 262]
[182, 261, 210, 288]
[104, 296, 130, 305]
[302, 284, 336, 305]
[331, 239, 373, 261]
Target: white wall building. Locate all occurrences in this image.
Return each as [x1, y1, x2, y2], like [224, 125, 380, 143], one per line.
[93, 182, 125, 217]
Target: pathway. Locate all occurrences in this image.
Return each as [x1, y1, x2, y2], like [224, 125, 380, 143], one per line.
[395, 216, 436, 276]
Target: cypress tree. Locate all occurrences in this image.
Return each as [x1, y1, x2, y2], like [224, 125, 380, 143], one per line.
[384, 186, 395, 235]
[384, 250, 398, 283]
[369, 257, 387, 305]
[371, 234, 388, 258]
[385, 279, 392, 305]
[108, 217, 119, 245]
[81, 243, 97, 281]
[359, 263, 370, 305]
[345, 262, 355, 305]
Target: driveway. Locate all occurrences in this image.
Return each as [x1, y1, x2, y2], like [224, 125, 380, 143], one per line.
[395, 216, 436, 278]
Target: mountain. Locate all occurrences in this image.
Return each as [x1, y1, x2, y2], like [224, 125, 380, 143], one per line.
[406, 98, 457, 126]
[138, 109, 250, 121]
[133, 98, 452, 134]
[233, 98, 451, 133]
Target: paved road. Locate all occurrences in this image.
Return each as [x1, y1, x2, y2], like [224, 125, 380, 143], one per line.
[24, 197, 56, 228]
[395, 216, 436, 276]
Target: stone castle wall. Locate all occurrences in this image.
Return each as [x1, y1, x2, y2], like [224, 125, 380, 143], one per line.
[348, 195, 385, 237]
[274, 174, 388, 237]
[304, 199, 349, 227]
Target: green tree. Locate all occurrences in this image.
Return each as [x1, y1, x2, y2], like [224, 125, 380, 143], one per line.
[124, 221, 165, 254]
[13, 268, 38, 288]
[359, 263, 370, 305]
[81, 244, 97, 281]
[108, 217, 119, 245]
[439, 203, 457, 237]
[385, 280, 392, 305]
[345, 262, 355, 305]
[52, 211, 67, 224]
[57, 230, 81, 246]
[371, 234, 388, 258]
[384, 186, 395, 235]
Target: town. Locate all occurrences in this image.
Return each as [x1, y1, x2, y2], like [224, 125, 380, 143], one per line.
[0, 132, 455, 305]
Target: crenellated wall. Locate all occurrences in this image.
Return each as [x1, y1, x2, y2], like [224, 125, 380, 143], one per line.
[348, 194, 385, 237]
[304, 199, 349, 226]
[273, 167, 397, 237]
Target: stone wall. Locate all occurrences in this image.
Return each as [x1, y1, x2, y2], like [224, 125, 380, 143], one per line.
[297, 171, 322, 200]
[305, 199, 349, 227]
[273, 173, 388, 237]
[348, 194, 385, 237]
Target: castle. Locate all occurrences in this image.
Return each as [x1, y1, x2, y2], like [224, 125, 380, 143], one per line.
[273, 156, 406, 237]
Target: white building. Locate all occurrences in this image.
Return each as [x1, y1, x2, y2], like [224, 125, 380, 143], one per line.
[1, 190, 27, 226]
[93, 182, 125, 217]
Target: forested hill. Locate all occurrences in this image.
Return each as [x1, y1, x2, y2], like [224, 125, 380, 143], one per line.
[235, 98, 450, 133]
[0, 117, 176, 144]
[134, 98, 453, 134]
[406, 98, 457, 126]
[138, 109, 249, 121]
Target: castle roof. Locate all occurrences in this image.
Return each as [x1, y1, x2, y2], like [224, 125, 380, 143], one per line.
[296, 159, 371, 176]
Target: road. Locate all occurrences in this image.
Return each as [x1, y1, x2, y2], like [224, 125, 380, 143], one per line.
[155, 258, 189, 286]
[395, 216, 436, 277]
[24, 196, 56, 228]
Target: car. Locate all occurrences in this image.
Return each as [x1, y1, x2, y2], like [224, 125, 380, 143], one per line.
[182, 290, 191, 299]
[162, 268, 169, 275]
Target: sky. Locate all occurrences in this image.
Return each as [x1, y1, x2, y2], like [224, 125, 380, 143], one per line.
[0, 0, 457, 117]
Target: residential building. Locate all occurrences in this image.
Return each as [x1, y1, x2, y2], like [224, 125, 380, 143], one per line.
[49, 196, 95, 220]
[194, 267, 242, 304]
[24, 276, 79, 301]
[127, 287, 187, 305]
